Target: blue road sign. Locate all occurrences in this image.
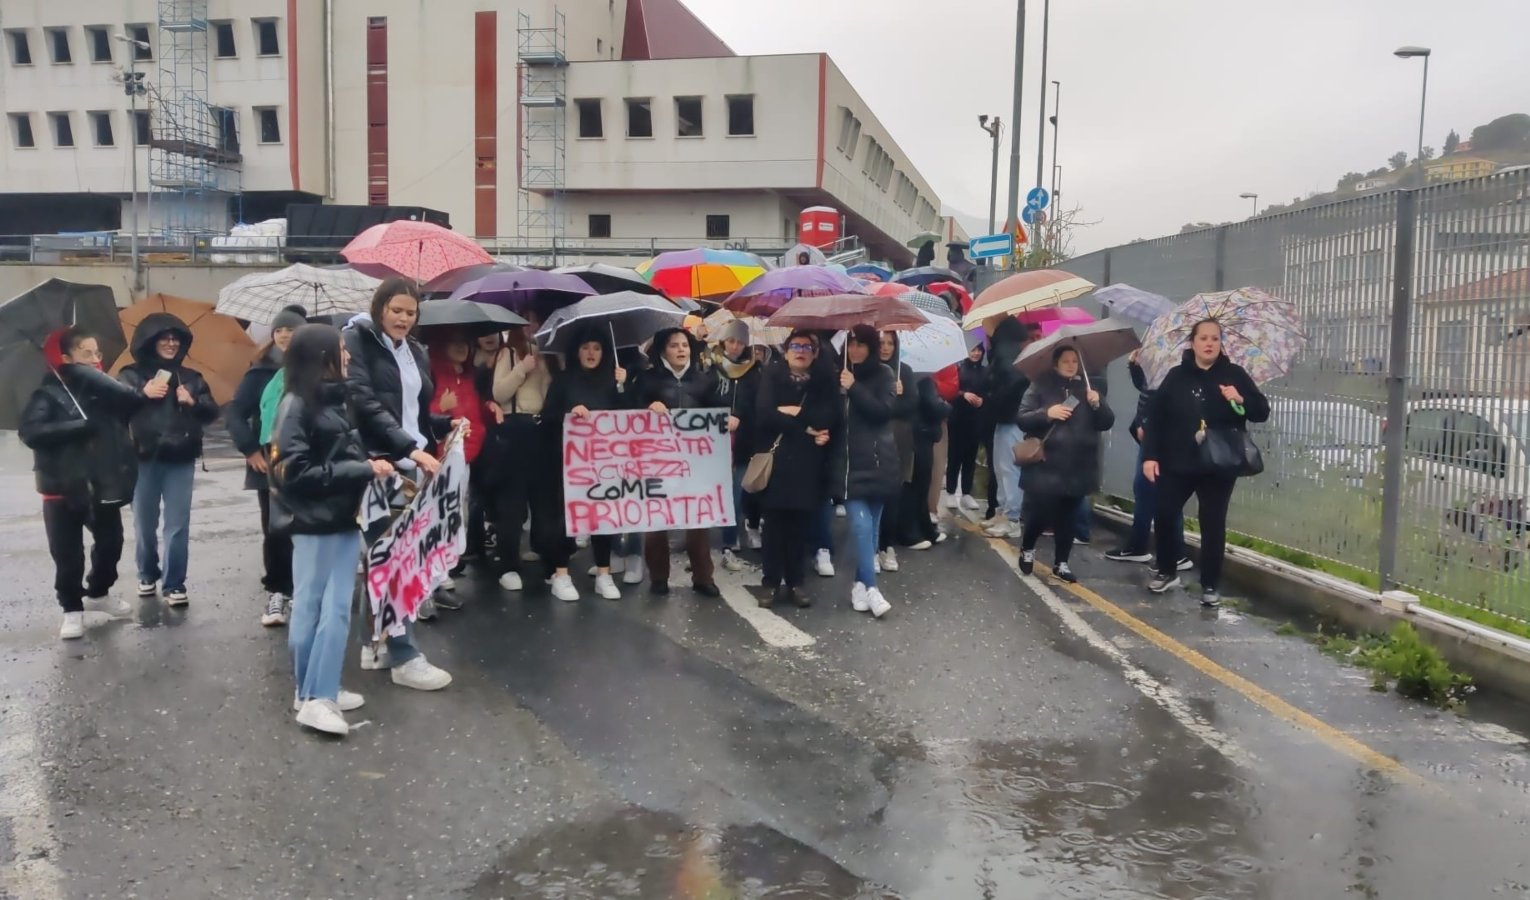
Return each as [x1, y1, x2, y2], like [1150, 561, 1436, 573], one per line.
[968, 232, 1015, 260]
[1022, 206, 1047, 225]
[1027, 187, 1051, 210]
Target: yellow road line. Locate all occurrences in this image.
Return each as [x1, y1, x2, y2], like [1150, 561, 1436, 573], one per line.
[955, 515, 1434, 790]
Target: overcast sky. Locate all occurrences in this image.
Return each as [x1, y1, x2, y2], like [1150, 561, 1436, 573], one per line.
[682, 0, 1530, 254]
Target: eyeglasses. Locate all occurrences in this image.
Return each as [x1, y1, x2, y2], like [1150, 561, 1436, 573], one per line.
[786, 341, 815, 352]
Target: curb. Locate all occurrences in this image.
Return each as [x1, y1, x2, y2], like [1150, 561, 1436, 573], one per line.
[1091, 503, 1530, 704]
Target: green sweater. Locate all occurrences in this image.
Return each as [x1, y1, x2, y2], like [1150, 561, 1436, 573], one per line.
[258, 368, 285, 445]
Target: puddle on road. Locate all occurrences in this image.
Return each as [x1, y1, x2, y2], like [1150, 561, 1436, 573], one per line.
[467, 806, 898, 899]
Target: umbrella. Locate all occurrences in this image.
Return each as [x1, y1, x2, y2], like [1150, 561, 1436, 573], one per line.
[416, 299, 528, 337]
[0, 279, 125, 430]
[905, 231, 943, 249]
[553, 262, 667, 297]
[962, 269, 1096, 329]
[449, 271, 595, 320]
[635, 248, 771, 300]
[782, 243, 829, 267]
[867, 282, 959, 322]
[722, 266, 868, 316]
[846, 264, 893, 283]
[1092, 283, 1176, 328]
[1137, 287, 1308, 388]
[111, 294, 257, 405]
[217, 264, 381, 325]
[925, 280, 972, 313]
[421, 262, 525, 298]
[1012, 319, 1142, 384]
[878, 309, 969, 373]
[702, 308, 791, 348]
[892, 265, 962, 288]
[341, 221, 494, 284]
[534, 292, 687, 355]
[766, 294, 926, 333]
[1018, 306, 1096, 336]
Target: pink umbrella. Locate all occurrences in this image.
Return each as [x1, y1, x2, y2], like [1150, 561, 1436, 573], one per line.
[1018, 306, 1096, 336]
[341, 221, 493, 284]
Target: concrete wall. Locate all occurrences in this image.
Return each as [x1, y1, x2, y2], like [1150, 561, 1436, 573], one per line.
[0, 262, 281, 308]
[561, 191, 785, 242]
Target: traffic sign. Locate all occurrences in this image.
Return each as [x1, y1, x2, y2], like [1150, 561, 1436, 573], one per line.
[1027, 187, 1051, 210]
[1022, 206, 1048, 225]
[968, 232, 1015, 260]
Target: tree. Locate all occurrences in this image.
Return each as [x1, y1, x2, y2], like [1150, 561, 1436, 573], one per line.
[1023, 204, 1096, 266]
[1366, 167, 1390, 178]
[1389, 151, 1409, 171]
[1336, 171, 1366, 190]
[1470, 113, 1530, 152]
[1443, 129, 1460, 155]
[1417, 146, 1436, 162]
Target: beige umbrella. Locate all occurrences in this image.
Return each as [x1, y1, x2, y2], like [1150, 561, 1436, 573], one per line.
[962, 269, 1096, 329]
[701, 308, 790, 348]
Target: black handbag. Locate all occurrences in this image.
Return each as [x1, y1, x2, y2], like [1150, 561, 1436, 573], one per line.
[1199, 427, 1264, 477]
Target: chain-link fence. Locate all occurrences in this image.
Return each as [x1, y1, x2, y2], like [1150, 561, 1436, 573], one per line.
[1057, 169, 1530, 622]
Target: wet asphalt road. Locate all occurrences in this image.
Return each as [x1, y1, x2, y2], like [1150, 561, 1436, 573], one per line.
[4, 431, 1530, 899]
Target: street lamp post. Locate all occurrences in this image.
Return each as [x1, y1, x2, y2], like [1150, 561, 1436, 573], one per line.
[1394, 46, 1431, 179]
[978, 115, 1003, 235]
[117, 34, 150, 292]
[1006, 0, 1027, 268]
[1033, 0, 1051, 204]
[1048, 81, 1060, 202]
[1239, 192, 1258, 217]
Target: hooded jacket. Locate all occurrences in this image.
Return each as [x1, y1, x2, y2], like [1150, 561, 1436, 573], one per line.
[428, 342, 486, 464]
[633, 328, 725, 412]
[342, 316, 451, 461]
[709, 343, 761, 464]
[1142, 350, 1271, 475]
[983, 318, 1032, 430]
[226, 344, 283, 490]
[117, 313, 220, 463]
[913, 375, 952, 445]
[950, 349, 991, 432]
[19, 331, 146, 503]
[542, 327, 628, 451]
[269, 382, 376, 535]
[1016, 367, 1116, 497]
[831, 356, 902, 502]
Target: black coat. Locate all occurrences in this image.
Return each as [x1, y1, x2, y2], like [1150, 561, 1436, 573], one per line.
[1127, 359, 1152, 444]
[711, 349, 762, 464]
[984, 322, 1032, 431]
[226, 350, 281, 490]
[754, 362, 842, 510]
[632, 361, 725, 412]
[950, 356, 990, 433]
[887, 359, 918, 478]
[831, 358, 902, 502]
[1142, 351, 1270, 475]
[1016, 370, 1116, 498]
[117, 313, 220, 463]
[342, 318, 451, 461]
[19, 363, 145, 504]
[913, 375, 952, 445]
[269, 383, 376, 535]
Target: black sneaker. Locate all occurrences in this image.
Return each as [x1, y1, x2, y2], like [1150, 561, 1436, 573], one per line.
[791, 587, 812, 608]
[1105, 547, 1153, 563]
[1200, 590, 1221, 608]
[1074, 537, 1091, 547]
[1019, 550, 1035, 575]
[1055, 562, 1078, 583]
[651, 581, 670, 596]
[761, 584, 785, 608]
[433, 590, 464, 611]
[693, 582, 722, 599]
[1148, 574, 1181, 594]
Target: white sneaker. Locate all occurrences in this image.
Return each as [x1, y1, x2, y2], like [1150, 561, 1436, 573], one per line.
[815, 549, 835, 577]
[295, 699, 349, 736]
[721, 548, 745, 572]
[390, 656, 452, 691]
[550, 573, 580, 602]
[438, 576, 457, 592]
[292, 690, 365, 713]
[745, 527, 763, 550]
[909, 540, 933, 551]
[137, 581, 157, 597]
[590, 556, 626, 576]
[59, 611, 85, 640]
[261, 592, 289, 627]
[835, 505, 847, 518]
[874, 554, 882, 574]
[499, 571, 524, 592]
[623, 554, 645, 585]
[86, 594, 134, 619]
[595, 573, 622, 600]
[360, 643, 392, 670]
[961, 494, 980, 511]
[881, 548, 900, 571]
[929, 512, 940, 525]
[850, 581, 870, 612]
[985, 521, 1019, 538]
[867, 587, 891, 618]
[944, 492, 960, 509]
[163, 588, 188, 607]
[575, 536, 590, 549]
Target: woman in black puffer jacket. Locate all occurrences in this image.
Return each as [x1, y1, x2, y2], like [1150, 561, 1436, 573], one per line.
[832, 324, 901, 618]
[1014, 345, 1115, 584]
[944, 343, 989, 509]
[875, 330, 918, 569]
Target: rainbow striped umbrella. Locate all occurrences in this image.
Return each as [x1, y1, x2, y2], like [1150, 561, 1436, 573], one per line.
[636, 248, 770, 300]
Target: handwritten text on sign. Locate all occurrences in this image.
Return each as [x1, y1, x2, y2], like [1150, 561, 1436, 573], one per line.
[366, 429, 468, 639]
[563, 408, 735, 536]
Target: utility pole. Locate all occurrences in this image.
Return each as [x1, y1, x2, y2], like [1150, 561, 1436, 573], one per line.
[118, 34, 150, 293]
[1033, 0, 1050, 200]
[1005, 0, 1026, 268]
[979, 115, 1002, 235]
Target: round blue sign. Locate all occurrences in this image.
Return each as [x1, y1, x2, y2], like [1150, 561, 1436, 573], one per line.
[1026, 187, 1051, 210]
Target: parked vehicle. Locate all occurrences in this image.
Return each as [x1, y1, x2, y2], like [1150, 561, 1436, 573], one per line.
[1262, 398, 1383, 487]
[1402, 398, 1530, 552]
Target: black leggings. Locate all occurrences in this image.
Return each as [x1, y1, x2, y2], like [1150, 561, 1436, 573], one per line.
[983, 427, 999, 515]
[44, 499, 124, 613]
[256, 488, 294, 595]
[762, 507, 812, 588]
[1021, 494, 1082, 564]
[1154, 471, 1237, 591]
[544, 534, 613, 570]
[900, 441, 939, 544]
[945, 418, 981, 496]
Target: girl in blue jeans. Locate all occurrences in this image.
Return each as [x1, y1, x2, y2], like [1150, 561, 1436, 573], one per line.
[835, 326, 903, 618]
[270, 324, 395, 737]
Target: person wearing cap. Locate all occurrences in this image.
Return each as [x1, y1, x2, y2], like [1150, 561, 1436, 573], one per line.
[228, 304, 306, 628]
[708, 318, 763, 570]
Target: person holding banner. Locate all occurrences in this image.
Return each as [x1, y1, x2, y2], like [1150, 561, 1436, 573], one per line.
[342, 279, 455, 692]
[834, 325, 901, 619]
[633, 328, 735, 597]
[542, 326, 629, 601]
[754, 331, 840, 609]
[269, 324, 394, 736]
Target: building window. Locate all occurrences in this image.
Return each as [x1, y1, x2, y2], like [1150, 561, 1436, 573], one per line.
[10, 113, 35, 148]
[675, 96, 703, 137]
[86, 26, 112, 63]
[575, 99, 602, 138]
[133, 109, 151, 146]
[706, 214, 730, 240]
[6, 30, 32, 65]
[255, 106, 281, 143]
[253, 18, 280, 57]
[588, 214, 611, 238]
[50, 112, 74, 148]
[625, 98, 652, 138]
[726, 94, 754, 136]
[835, 107, 853, 152]
[89, 111, 114, 146]
[213, 21, 237, 58]
[128, 25, 152, 60]
[46, 28, 71, 64]
[213, 107, 239, 153]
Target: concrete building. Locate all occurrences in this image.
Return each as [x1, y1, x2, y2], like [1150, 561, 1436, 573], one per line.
[0, 0, 951, 268]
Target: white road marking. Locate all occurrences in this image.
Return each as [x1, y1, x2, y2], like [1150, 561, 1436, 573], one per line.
[711, 562, 817, 650]
[0, 702, 64, 900]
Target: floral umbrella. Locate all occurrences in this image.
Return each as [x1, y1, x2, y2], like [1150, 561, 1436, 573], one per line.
[1137, 287, 1308, 388]
[341, 221, 493, 284]
[636, 248, 771, 300]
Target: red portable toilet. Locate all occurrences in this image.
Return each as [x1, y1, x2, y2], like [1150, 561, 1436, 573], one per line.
[799, 206, 841, 250]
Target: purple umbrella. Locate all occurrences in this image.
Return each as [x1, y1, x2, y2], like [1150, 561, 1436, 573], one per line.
[722, 266, 868, 315]
[421, 262, 525, 298]
[449, 271, 594, 320]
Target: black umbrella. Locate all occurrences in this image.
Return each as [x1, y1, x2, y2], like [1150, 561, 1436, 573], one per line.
[417, 299, 528, 337]
[0, 279, 125, 430]
[533, 292, 687, 355]
[553, 263, 667, 297]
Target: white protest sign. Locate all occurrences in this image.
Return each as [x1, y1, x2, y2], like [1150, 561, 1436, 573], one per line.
[562, 407, 735, 537]
[365, 427, 468, 639]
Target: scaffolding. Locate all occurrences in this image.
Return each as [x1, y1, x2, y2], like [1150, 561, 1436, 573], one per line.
[518, 9, 566, 262]
[150, 0, 241, 240]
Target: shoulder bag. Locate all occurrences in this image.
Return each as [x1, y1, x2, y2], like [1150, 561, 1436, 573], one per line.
[1196, 389, 1264, 477]
[1013, 425, 1054, 468]
[742, 436, 781, 494]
